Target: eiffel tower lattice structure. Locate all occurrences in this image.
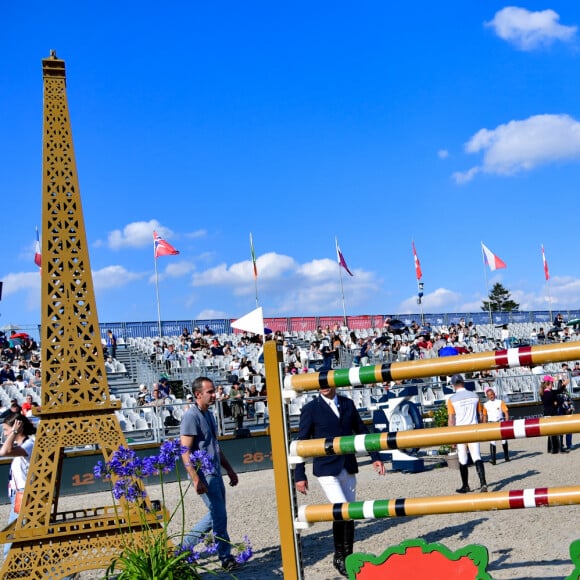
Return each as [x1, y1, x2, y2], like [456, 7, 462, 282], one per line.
[0, 52, 165, 579]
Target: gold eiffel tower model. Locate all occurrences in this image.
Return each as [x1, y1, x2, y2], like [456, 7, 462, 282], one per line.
[0, 51, 165, 579]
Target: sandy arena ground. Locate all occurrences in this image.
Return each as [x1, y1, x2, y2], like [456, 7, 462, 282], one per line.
[2, 435, 579, 579]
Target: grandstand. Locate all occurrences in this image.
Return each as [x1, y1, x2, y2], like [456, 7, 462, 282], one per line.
[2, 313, 579, 446]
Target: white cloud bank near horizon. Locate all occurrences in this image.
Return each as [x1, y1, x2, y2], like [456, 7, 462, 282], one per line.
[486, 6, 577, 51]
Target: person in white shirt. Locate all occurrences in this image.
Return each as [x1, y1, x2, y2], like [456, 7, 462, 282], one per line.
[447, 374, 488, 493]
[482, 387, 510, 464]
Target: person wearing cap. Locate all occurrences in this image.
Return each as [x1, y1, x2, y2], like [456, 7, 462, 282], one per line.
[447, 374, 488, 493]
[482, 387, 510, 464]
[295, 382, 385, 577]
[539, 375, 564, 454]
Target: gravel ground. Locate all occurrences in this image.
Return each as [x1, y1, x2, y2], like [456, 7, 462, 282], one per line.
[2, 435, 578, 579]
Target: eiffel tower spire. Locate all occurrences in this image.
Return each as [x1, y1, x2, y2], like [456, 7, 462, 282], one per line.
[0, 51, 163, 579]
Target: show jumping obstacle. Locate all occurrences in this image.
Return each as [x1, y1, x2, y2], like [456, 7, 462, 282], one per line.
[263, 340, 580, 580]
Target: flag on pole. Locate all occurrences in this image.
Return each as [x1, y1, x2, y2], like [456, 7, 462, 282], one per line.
[34, 227, 42, 268]
[336, 239, 353, 276]
[250, 232, 258, 279]
[412, 240, 422, 280]
[153, 231, 179, 258]
[481, 242, 507, 271]
[541, 245, 550, 281]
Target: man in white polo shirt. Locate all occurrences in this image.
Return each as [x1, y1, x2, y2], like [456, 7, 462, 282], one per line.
[447, 374, 488, 493]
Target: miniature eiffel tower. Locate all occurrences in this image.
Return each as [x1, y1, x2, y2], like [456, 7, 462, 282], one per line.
[0, 51, 164, 579]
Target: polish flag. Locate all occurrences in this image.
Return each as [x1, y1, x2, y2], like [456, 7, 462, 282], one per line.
[481, 242, 507, 271]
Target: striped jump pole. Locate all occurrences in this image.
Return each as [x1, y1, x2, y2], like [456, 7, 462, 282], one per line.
[297, 485, 580, 524]
[289, 415, 580, 460]
[284, 341, 580, 393]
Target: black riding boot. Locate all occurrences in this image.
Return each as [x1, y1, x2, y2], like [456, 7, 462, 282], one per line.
[502, 442, 510, 462]
[456, 463, 470, 493]
[344, 520, 355, 557]
[489, 444, 497, 465]
[475, 460, 488, 492]
[332, 522, 348, 577]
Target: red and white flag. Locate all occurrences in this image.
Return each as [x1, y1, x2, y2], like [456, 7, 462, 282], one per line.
[153, 231, 179, 259]
[481, 242, 507, 271]
[336, 238, 353, 276]
[541, 244, 550, 281]
[34, 227, 42, 268]
[412, 240, 422, 280]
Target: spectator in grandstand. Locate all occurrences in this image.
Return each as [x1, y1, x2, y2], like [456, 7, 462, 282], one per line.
[104, 357, 116, 373]
[147, 387, 166, 409]
[106, 329, 117, 359]
[229, 380, 245, 431]
[181, 327, 191, 341]
[540, 375, 562, 454]
[13, 374, 27, 391]
[28, 354, 41, 369]
[572, 362, 580, 377]
[137, 383, 152, 404]
[537, 327, 546, 343]
[30, 369, 42, 389]
[150, 339, 163, 362]
[319, 340, 337, 371]
[181, 393, 194, 413]
[447, 374, 488, 493]
[158, 377, 171, 398]
[500, 325, 510, 349]
[0, 363, 16, 384]
[482, 387, 510, 464]
[20, 395, 35, 416]
[210, 339, 224, 357]
[163, 343, 179, 370]
[0, 401, 22, 421]
[553, 313, 565, 329]
[1, 413, 37, 557]
[202, 325, 214, 337]
[177, 337, 190, 353]
[529, 328, 538, 345]
[294, 380, 385, 577]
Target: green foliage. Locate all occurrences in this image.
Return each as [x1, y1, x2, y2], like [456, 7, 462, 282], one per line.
[433, 405, 451, 455]
[481, 282, 520, 312]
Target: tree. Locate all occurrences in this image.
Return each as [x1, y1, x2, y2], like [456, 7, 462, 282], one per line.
[481, 283, 520, 312]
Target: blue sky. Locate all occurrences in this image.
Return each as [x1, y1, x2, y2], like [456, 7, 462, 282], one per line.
[2, 2, 580, 327]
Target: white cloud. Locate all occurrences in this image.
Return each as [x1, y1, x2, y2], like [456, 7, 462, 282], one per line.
[106, 220, 172, 250]
[399, 288, 462, 313]
[92, 265, 144, 290]
[453, 114, 580, 182]
[1, 272, 40, 296]
[192, 252, 380, 314]
[438, 149, 449, 159]
[192, 252, 296, 288]
[486, 7, 576, 51]
[149, 261, 195, 283]
[197, 308, 229, 319]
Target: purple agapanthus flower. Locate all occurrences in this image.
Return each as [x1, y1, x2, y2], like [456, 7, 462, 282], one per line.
[190, 449, 213, 475]
[235, 535, 253, 564]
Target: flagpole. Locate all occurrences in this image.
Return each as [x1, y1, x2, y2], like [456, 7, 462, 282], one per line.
[154, 249, 162, 338]
[336, 237, 348, 327]
[542, 244, 553, 322]
[250, 233, 259, 308]
[481, 242, 493, 326]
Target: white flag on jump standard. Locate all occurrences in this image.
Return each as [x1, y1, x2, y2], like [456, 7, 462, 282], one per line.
[231, 306, 264, 335]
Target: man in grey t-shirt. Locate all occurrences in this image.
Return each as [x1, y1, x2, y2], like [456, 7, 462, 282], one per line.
[180, 377, 240, 571]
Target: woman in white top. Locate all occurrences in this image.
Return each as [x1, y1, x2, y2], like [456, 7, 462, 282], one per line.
[0, 413, 36, 557]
